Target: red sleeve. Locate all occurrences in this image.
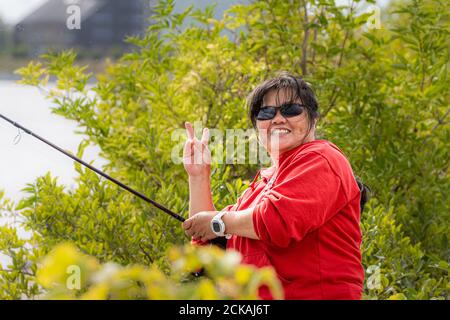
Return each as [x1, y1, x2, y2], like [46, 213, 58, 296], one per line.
[252, 151, 348, 248]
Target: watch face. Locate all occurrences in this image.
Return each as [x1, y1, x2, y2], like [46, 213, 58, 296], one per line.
[212, 222, 221, 233]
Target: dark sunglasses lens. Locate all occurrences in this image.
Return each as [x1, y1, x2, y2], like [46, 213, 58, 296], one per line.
[281, 104, 304, 117]
[257, 107, 276, 120]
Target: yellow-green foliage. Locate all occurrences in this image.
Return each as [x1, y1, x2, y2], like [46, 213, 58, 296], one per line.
[35, 243, 282, 300]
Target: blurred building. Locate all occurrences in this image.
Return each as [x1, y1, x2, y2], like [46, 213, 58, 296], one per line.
[13, 0, 149, 57]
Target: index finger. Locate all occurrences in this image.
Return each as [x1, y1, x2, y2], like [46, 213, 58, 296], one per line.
[185, 122, 195, 140]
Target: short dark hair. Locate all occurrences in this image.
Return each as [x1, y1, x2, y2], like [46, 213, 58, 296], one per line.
[246, 71, 320, 129]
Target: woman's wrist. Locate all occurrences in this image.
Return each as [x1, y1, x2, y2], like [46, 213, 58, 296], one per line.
[189, 173, 211, 183]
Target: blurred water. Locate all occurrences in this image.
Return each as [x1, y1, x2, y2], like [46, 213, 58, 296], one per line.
[0, 80, 106, 267]
[0, 80, 106, 202]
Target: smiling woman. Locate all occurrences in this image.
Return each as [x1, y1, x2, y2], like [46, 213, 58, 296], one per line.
[182, 71, 370, 300]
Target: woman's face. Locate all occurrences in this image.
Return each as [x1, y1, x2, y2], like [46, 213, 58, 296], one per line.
[256, 88, 316, 157]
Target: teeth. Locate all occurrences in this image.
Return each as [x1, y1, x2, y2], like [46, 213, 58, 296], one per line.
[271, 129, 290, 135]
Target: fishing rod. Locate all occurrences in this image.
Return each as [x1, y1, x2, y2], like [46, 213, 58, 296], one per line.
[0, 112, 185, 222]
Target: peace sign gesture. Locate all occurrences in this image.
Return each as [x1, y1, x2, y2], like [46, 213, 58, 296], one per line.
[183, 122, 211, 177]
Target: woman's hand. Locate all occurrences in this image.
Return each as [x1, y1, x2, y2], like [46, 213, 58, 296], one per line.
[183, 122, 211, 178]
[182, 211, 218, 242]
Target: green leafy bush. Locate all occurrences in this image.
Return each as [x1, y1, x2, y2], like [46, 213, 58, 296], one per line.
[362, 200, 448, 300]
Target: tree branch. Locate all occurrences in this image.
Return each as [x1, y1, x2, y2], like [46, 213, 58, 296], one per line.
[301, 0, 310, 75]
[322, 0, 355, 118]
[0, 268, 34, 277]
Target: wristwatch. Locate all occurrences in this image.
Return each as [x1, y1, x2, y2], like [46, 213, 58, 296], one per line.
[211, 210, 232, 239]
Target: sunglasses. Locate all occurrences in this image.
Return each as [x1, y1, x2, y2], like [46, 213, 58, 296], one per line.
[256, 103, 306, 121]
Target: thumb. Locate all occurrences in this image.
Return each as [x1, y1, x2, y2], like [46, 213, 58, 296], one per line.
[183, 218, 192, 230]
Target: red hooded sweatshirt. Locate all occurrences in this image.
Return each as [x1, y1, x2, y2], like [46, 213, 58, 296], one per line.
[192, 140, 364, 300]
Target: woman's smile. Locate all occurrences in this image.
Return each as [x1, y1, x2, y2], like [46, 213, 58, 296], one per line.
[270, 128, 291, 136]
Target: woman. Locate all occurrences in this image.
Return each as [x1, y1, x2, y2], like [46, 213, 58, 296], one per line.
[182, 72, 368, 300]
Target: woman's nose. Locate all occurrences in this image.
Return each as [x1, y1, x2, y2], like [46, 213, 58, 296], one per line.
[271, 108, 286, 124]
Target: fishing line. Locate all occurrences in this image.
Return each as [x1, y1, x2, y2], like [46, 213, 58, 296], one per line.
[13, 128, 22, 145]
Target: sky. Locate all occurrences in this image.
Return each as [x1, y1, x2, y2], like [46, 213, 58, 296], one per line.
[0, 0, 46, 25]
